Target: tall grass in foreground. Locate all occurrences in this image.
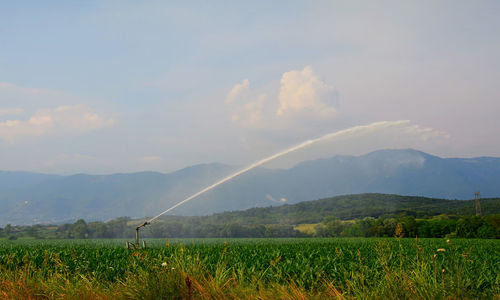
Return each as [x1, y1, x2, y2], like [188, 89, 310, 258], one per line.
[0, 238, 498, 299]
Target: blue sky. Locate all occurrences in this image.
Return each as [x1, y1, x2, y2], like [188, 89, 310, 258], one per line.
[1, 1, 499, 174]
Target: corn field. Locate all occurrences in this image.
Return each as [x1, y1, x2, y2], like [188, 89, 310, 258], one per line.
[0, 238, 498, 299]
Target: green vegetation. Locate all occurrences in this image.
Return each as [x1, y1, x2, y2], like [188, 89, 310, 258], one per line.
[0, 238, 498, 299]
[1, 194, 498, 298]
[2, 194, 499, 239]
[218, 193, 500, 223]
[310, 214, 500, 239]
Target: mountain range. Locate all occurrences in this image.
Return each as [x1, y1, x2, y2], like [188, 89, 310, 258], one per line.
[1, 149, 499, 225]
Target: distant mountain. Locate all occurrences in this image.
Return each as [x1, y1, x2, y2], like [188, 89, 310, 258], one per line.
[175, 149, 500, 216]
[0, 171, 60, 191]
[1, 149, 499, 225]
[0, 163, 235, 225]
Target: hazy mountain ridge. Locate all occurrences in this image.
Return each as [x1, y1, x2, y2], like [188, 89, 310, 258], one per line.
[0, 171, 61, 192]
[1, 149, 499, 225]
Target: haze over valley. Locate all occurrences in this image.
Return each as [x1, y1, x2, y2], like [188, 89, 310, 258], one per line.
[2, 148, 499, 225]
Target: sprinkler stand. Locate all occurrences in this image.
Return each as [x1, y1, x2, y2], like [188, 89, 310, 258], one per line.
[127, 221, 149, 249]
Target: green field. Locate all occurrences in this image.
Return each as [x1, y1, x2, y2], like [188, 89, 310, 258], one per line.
[0, 238, 499, 299]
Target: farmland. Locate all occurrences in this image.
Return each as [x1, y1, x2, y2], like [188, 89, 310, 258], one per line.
[1, 238, 499, 299]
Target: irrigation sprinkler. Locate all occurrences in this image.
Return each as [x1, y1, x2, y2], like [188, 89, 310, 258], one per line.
[130, 121, 417, 249]
[126, 221, 149, 249]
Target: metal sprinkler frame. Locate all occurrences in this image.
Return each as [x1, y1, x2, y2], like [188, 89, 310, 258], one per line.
[126, 221, 149, 249]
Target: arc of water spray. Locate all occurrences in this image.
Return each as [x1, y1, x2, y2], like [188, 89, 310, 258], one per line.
[147, 120, 411, 223]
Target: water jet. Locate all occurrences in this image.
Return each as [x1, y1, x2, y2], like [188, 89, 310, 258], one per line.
[129, 120, 419, 246]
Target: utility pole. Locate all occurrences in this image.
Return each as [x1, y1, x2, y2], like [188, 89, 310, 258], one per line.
[474, 191, 482, 216]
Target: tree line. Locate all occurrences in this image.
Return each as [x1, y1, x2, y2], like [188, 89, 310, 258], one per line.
[1, 214, 499, 239]
[315, 214, 499, 238]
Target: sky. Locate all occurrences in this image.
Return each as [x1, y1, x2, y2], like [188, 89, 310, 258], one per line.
[1, 1, 499, 174]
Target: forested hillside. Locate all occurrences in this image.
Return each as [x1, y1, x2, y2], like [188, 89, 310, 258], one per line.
[204, 193, 500, 225]
[3, 194, 499, 239]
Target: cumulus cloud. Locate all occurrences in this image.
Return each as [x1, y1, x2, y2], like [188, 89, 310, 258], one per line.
[225, 79, 268, 127]
[226, 79, 250, 105]
[225, 66, 338, 130]
[277, 66, 337, 118]
[0, 104, 115, 142]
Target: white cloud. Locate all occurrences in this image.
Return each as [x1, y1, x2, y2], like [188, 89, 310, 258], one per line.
[225, 66, 338, 130]
[265, 194, 278, 202]
[225, 79, 249, 105]
[277, 66, 337, 118]
[0, 104, 115, 142]
[0, 108, 24, 116]
[265, 194, 287, 203]
[225, 79, 268, 127]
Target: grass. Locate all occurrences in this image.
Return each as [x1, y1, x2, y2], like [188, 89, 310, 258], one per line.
[0, 238, 498, 299]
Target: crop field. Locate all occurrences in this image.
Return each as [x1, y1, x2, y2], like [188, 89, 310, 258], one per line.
[0, 238, 499, 299]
